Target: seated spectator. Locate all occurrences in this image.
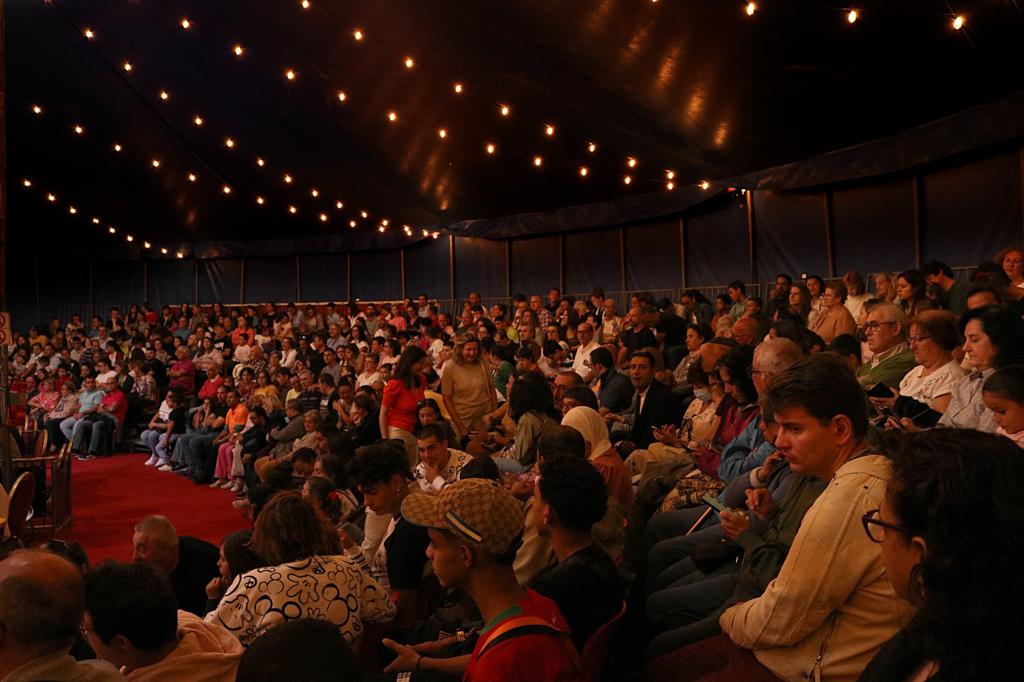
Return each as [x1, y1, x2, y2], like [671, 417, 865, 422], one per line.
[82, 561, 243, 680]
[895, 269, 937, 318]
[131, 516, 219, 617]
[561, 384, 599, 414]
[166, 347, 195, 396]
[617, 306, 658, 367]
[922, 260, 968, 315]
[202, 530, 264, 614]
[671, 323, 713, 394]
[0, 549, 121, 681]
[394, 479, 579, 680]
[42, 380, 79, 453]
[827, 333, 862, 373]
[809, 281, 857, 344]
[205, 491, 394, 645]
[591, 346, 633, 414]
[933, 305, 1024, 432]
[611, 351, 683, 452]
[236, 619, 360, 682]
[499, 372, 564, 474]
[347, 440, 430, 625]
[531, 457, 624, 653]
[856, 303, 916, 389]
[562, 406, 633, 508]
[860, 429, 1024, 680]
[413, 422, 473, 493]
[656, 354, 912, 681]
[729, 317, 761, 347]
[842, 271, 869, 320]
[150, 391, 187, 469]
[73, 377, 127, 461]
[982, 365, 1024, 447]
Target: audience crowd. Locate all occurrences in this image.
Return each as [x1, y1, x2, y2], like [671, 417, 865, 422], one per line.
[3, 248, 1024, 681]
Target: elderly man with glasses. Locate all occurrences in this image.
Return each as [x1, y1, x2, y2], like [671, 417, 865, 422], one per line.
[855, 303, 916, 389]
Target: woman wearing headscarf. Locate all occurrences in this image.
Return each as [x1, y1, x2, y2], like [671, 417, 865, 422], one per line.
[562, 405, 633, 508]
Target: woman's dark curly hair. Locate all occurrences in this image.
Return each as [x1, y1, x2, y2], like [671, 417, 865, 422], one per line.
[717, 345, 757, 405]
[508, 372, 560, 423]
[881, 428, 1024, 679]
[960, 304, 1024, 369]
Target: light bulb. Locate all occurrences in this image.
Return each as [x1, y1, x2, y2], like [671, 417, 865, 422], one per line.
[699, 180, 711, 190]
[188, 173, 197, 182]
[256, 157, 265, 167]
[108, 226, 116, 234]
[847, 9, 858, 23]
[22, 179, 31, 187]
[360, 211, 368, 218]
[193, 115, 204, 126]
[311, 189, 320, 198]
[579, 166, 589, 177]
[73, 125, 84, 135]
[350, 220, 357, 228]
[627, 157, 637, 168]
[222, 185, 232, 194]
[438, 128, 447, 138]
[666, 181, 675, 190]
[545, 124, 555, 136]
[533, 156, 543, 167]
[224, 137, 235, 148]
[337, 90, 347, 102]
[432, 232, 440, 239]
[113, 143, 122, 152]
[161, 247, 168, 254]
[422, 229, 429, 236]
[176, 251, 184, 259]
[379, 226, 386, 233]
[92, 218, 100, 224]
[499, 104, 510, 117]
[233, 45, 244, 56]
[485, 143, 496, 155]
[151, 159, 161, 168]
[256, 196, 265, 205]
[353, 29, 363, 40]
[745, 2, 756, 16]
[623, 175, 632, 185]
[666, 170, 675, 180]
[31, 105, 42, 114]
[587, 142, 597, 153]
[126, 235, 134, 242]
[84, 28, 94, 39]
[289, 206, 298, 214]
[47, 193, 56, 202]
[123, 61, 133, 72]
[319, 213, 328, 222]
[388, 111, 398, 122]
[68, 206, 77, 214]
[301, 0, 311, 8]
[283, 174, 293, 183]
[953, 15, 965, 30]
[143, 241, 151, 249]
[381, 219, 389, 226]
[335, 200, 344, 209]
[453, 82, 463, 94]
[285, 69, 296, 80]
[180, 18, 191, 29]
[404, 56, 414, 68]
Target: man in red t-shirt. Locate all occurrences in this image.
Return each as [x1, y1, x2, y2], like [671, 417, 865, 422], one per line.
[399, 479, 579, 681]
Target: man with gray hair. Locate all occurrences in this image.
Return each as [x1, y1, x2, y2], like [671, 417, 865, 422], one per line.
[856, 303, 915, 388]
[0, 549, 121, 681]
[131, 516, 219, 617]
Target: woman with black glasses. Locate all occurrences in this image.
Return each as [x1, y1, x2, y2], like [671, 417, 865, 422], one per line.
[859, 429, 1024, 681]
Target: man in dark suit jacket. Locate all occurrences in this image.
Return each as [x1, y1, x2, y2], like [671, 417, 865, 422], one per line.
[623, 351, 683, 449]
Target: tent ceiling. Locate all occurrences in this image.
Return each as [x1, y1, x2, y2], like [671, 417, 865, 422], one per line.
[7, 0, 1024, 248]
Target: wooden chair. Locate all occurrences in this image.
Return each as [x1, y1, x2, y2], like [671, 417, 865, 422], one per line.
[5, 471, 36, 543]
[579, 600, 627, 682]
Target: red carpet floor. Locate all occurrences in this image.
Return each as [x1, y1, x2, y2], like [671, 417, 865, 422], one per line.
[54, 452, 249, 564]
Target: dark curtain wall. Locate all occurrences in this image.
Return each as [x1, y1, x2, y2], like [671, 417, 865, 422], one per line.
[350, 251, 402, 301]
[510, 236, 559, 296]
[753, 191, 829, 280]
[921, 152, 1022, 266]
[299, 253, 347, 302]
[565, 228, 621, 294]
[405, 237, 452, 300]
[624, 219, 681, 291]
[832, 178, 915, 276]
[685, 197, 751, 286]
[454, 237, 506, 299]
[199, 259, 243, 304]
[93, 261, 145, 309]
[148, 259, 196, 307]
[36, 259, 90, 322]
[244, 257, 297, 303]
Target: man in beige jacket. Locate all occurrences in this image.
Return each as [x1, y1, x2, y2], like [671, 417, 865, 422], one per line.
[658, 354, 913, 681]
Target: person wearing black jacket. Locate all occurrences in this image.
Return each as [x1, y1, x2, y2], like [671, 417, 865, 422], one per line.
[615, 351, 683, 450]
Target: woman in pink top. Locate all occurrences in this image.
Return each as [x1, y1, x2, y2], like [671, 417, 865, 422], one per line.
[380, 345, 430, 466]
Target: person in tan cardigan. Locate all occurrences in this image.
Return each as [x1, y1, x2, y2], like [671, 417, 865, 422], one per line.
[810, 281, 858, 344]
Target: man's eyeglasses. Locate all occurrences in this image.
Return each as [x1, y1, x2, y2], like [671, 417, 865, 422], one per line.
[861, 508, 913, 543]
[864, 321, 897, 332]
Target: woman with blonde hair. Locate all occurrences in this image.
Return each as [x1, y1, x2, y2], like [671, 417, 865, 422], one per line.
[874, 271, 897, 303]
[441, 335, 496, 440]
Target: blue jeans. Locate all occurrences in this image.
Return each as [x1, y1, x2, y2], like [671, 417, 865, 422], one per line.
[70, 418, 113, 454]
[644, 571, 737, 659]
[140, 429, 162, 454]
[155, 434, 179, 464]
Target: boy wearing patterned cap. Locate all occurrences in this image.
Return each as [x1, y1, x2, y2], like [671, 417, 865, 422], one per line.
[400, 479, 580, 681]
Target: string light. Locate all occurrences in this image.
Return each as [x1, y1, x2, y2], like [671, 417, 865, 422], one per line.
[143, 241, 151, 249]
[161, 247, 169, 254]
[336, 90, 347, 102]
[404, 57, 415, 69]
[122, 61, 133, 72]
[350, 220, 357, 228]
[176, 251, 184, 259]
[381, 219, 389, 226]
[388, 111, 398, 122]
[126, 234, 134, 242]
[335, 200, 344, 209]
[180, 18, 191, 29]
[256, 196, 265, 205]
[73, 124, 84, 135]
[92, 218, 100, 225]
[108, 226, 116, 234]
[319, 213, 328, 222]
[422, 229, 429, 237]
[438, 128, 447, 138]
[233, 44, 244, 56]
[256, 157, 266, 167]
[187, 173, 197, 182]
[311, 189, 319, 197]
[666, 170, 675, 180]
[587, 142, 597, 153]
[545, 124, 555, 136]
[432, 232, 440, 239]
[113, 143, 122, 152]
[847, 9, 858, 24]
[745, 2, 757, 16]
[68, 206, 77, 214]
[83, 28, 94, 39]
[193, 115, 203, 126]
[301, 0, 311, 8]
[699, 180, 711, 190]
[953, 15, 965, 30]
[360, 210, 369, 219]
[666, 181, 675, 190]
[224, 137, 235, 148]
[453, 82, 463, 94]
[623, 175, 632, 185]
[222, 185, 232, 194]
[22, 179, 31, 187]
[288, 205, 298, 214]
[285, 69, 296, 80]
[499, 104, 510, 117]
[32, 104, 42, 115]
[378, 226, 386, 233]
[283, 174, 293, 183]
[151, 159, 161, 168]
[353, 29, 364, 41]
[159, 90, 170, 100]
[579, 166, 589, 177]
[627, 157, 637, 168]
[533, 156, 543, 167]
[485, 143, 496, 155]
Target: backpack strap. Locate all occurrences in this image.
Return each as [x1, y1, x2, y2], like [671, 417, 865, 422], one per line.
[476, 615, 581, 670]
